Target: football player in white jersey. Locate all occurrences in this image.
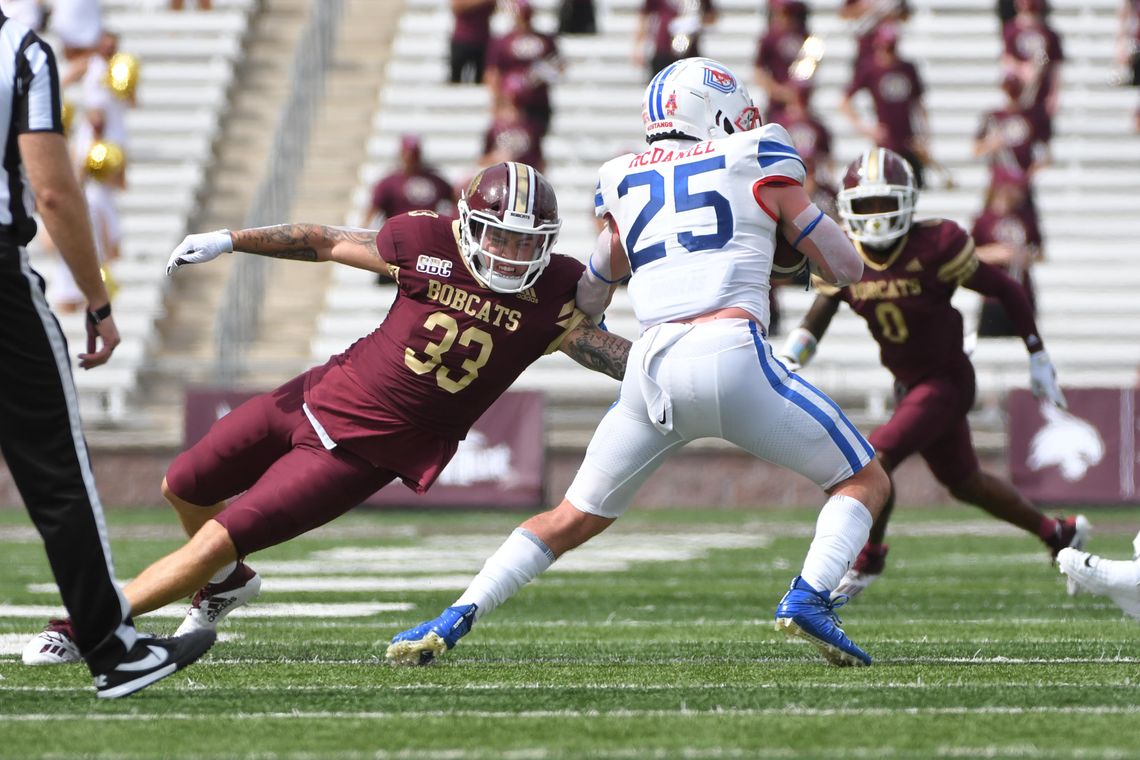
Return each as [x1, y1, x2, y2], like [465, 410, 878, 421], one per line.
[388, 58, 891, 668]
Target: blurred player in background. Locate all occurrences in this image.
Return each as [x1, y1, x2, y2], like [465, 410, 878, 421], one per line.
[971, 166, 1041, 337]
[777, 147, 1087, 599]
[839, 0, 909, 81]
[366, 135, 456, 227]
[973, 73, 1051, 181]
[480, 76, 547, 173]
[23, 162, 631, 669]
[1117, 0, 1140, 131]
[485, 0, 562, 140]
[448, 0, 497, 84]
[753, 0, 809, 125]
[1001, 0, 1063, 147]
[389, 58, 891, 670]
[838, 22, 932, 188]
[632, 0, 717, 79]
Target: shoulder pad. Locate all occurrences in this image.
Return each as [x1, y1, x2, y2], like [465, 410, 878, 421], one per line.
[741, 124, 807, 186]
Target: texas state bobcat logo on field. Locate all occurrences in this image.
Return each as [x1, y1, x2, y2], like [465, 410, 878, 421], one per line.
[1027, 403, 1105, 481]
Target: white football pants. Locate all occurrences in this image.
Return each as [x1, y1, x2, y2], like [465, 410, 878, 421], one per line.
[566, 319, 874, 519]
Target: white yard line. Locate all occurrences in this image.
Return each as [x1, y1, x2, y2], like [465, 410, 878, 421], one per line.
[3, 680, 1138, 693]
[2, 706, 1139, 721]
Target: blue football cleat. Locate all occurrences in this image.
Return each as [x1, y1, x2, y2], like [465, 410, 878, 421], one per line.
[774, 576, 871, 667]
[385, 604, 477, 666]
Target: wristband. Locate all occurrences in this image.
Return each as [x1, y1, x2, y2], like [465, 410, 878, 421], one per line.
[87, 302, 112, 325]
[782, 327, 818, 368]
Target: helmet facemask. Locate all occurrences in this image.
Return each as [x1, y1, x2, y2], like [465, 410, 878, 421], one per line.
[837, 185, 915, 247]
[838, 149, 918, 248]
[459, 197, 560, 294]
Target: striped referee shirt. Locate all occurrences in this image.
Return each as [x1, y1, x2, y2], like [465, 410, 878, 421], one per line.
[0, 15, 63, 244]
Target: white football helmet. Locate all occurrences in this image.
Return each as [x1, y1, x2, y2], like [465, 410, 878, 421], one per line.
[837, 147, 917, 247]
[458, 161, 561, 294]
[642, 57, 761, 143]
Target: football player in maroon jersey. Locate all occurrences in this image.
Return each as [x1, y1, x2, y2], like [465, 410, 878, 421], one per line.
[1001, 0, 1063, 146]
[22, 162, 632, 661]
[838, 22, 930, 188]
[776, 147, 1088, 598]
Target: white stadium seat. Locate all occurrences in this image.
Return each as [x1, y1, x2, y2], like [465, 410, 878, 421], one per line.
[26, 2, 256, 426]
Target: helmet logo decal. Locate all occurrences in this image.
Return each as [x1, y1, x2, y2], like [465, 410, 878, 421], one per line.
[646, 61, 682, 121]
[702, 65, 736, 94]
[506, 161, 535, 215]
[663, 91, 678, 116]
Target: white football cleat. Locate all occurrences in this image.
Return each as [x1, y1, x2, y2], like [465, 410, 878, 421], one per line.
[22, 619, 82, 665]
[1058, 548, 1140, 621]
[174, 562, 262, 636]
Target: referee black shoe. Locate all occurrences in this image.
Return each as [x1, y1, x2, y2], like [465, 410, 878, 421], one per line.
[94, 629, 216, 699]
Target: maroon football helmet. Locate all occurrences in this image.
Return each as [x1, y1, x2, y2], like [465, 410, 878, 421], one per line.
[837, 147, 917, 247]
[458, 162, 561, 293]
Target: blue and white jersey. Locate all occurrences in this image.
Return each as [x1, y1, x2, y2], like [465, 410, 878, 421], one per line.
[595, 124, 806, 332]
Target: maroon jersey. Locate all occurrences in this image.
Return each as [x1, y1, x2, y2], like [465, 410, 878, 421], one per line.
[816, 219, 976, 387]
[370, 169, 456, 221]
[305, 212, 585, 464]
[754, 26, 804, 85]
[972, 206, 1041, 253]
[781, 111, 832, 172]
[844, 0, 910, 76]
[845, 58, 924, 154]
[486, 29, 558, 109]
[482, 116, 545, 168]
[1001, 17, 1063, 115]
[641, 0, 715, 57]
[451, 0, 496, 45]
[975, 106, 1046, 173]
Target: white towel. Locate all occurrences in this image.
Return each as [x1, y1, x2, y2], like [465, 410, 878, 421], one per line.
[638, 323, 693, 434]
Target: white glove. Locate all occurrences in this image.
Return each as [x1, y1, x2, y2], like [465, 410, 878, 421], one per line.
[166, 230, 234, 275]
[1029, 350, 1067, 410]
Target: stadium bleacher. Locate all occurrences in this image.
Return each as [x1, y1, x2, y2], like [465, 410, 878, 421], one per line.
[25, 0, 256, 426]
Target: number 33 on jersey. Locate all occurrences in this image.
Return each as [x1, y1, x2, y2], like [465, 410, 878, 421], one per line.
[594, 123, 807, 331]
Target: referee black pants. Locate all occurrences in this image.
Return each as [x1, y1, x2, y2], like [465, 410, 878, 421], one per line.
[0, 244, 135, 674]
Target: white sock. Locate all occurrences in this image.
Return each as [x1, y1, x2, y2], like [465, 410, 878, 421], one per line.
[208, 561, 238, 585]
[454, 528, 555, 620]
[799, 494, 873, 594]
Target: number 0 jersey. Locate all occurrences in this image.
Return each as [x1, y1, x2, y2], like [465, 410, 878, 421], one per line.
[815, 218, 978, 387]
[595, 124, 806, 331]
[304, 212, 585, 462]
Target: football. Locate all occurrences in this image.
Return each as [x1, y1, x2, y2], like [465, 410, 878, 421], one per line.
[771, 234, 808, 284]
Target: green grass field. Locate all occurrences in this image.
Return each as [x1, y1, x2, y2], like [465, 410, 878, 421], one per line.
[1, 505, 1138, 759]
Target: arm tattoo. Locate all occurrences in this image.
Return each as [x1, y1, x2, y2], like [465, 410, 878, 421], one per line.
[563, 323, 630, 380]
[329, 226, 381, 260]
[236, 224, 378, 262]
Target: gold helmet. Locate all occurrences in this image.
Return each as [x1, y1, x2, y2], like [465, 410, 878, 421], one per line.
[105, 52, 139, 100]
[85, 141, 125, 183]
[61, 99, 76, 136]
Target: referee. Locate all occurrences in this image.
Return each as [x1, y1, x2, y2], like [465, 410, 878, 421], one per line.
[0, 12, 215, 697]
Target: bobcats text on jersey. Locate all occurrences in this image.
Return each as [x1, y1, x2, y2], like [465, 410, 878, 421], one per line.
[426, 279, 522, 331]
